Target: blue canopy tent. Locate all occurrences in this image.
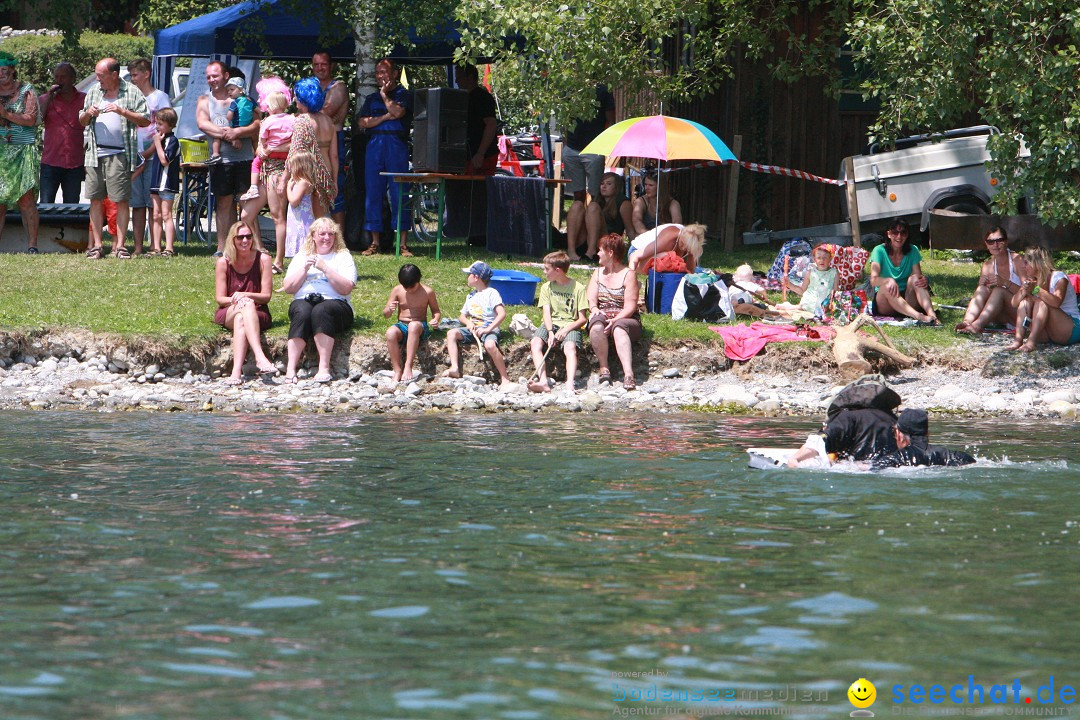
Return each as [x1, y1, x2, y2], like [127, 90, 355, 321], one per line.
[153, 0, 487, 138]
[153, 0, 487, 74]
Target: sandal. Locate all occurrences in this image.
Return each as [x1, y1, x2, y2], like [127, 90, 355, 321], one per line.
[360, 243, 379, 256]
[399, 248, 414, 257]
[221, 377, 243, 386]
[113, 247, 131, 259]
[272, 263, 284, 275]
[622, 376, 636, 390]
[281, 376, 298, 385]
[160, 249, 176, 258]
[85, 247, 101, 259]
[598, 371, 612, 385]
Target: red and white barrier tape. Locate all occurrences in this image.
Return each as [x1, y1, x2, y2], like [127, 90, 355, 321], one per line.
[642, 160, 846, 186]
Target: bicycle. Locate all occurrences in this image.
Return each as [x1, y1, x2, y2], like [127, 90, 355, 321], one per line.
[175, 165, 212, 247]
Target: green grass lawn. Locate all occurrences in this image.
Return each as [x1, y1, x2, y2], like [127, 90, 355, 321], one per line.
[0, 233, 1020, 353]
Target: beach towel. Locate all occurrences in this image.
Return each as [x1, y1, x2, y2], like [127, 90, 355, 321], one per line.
[710, 322, 834, 361]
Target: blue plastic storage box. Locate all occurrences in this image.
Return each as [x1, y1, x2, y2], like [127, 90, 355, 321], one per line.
[490, 269, 542, 306]
[646, 270, 685, 314]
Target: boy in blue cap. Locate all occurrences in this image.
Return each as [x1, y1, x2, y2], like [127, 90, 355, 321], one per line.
[444, 261, 512, 386]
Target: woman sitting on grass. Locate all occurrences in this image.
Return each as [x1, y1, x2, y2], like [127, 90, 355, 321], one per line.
[1007, 246, 1080, 352]
[281, 217, 357, 383]
[956, 226, 1022, 334]
[869, 218, 939, 324]
[213, 221, 276, 385]
[573, 172, 635, 262]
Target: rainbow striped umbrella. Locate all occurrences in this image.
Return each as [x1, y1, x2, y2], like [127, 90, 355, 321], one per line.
[579, 115, 737, 162]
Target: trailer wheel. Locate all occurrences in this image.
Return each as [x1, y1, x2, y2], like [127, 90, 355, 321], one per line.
[936, 195, 990, 216]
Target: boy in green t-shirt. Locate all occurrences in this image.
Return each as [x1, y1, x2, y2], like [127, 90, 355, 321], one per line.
[528, 251, 589, 393]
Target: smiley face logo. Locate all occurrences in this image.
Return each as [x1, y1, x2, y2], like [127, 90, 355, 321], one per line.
[848, 678, 877, 710]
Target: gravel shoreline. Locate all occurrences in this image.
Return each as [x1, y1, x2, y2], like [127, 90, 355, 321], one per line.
[4, 329, 1080, 418]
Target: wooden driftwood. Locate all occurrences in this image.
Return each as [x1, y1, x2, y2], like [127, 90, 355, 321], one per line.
[831, 314, 915, 379]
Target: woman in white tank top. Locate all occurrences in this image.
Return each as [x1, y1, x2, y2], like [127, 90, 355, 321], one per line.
[1008, 245, 1080, 352]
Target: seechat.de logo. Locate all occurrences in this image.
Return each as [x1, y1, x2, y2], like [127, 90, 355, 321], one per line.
[849, 678, 877, 717]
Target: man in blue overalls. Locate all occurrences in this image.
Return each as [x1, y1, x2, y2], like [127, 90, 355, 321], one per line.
[357, 59, 412, 256]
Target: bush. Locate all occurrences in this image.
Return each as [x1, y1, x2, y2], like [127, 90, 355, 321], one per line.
[0, 32, 154, 91]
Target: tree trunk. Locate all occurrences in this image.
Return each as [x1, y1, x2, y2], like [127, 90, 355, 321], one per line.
[831, 314, 915, 379]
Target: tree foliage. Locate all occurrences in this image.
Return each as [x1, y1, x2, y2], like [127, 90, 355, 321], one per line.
[0, 32, 153, 89]
[454, 0, 852, 131]
[136, 0, 232, 34]
[853, 0, 1080, 223]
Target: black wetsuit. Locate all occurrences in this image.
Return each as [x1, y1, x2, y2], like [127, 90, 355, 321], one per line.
[870, 444, 976, 471]
[821, 408, 898, 462]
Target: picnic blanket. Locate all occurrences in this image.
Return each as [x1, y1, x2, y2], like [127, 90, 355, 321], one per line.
[710, 322, 835, 361]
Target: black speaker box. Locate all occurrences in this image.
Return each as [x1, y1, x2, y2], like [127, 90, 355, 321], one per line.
[412, 88, 468, 173]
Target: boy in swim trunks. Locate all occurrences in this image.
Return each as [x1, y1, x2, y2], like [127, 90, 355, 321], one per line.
[528, 250, 588, 394]
[384, 263, 442, 382]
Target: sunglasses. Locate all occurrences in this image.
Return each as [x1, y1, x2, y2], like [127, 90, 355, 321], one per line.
[236, 233, 253, 239]
[985, 237, 1006, 245]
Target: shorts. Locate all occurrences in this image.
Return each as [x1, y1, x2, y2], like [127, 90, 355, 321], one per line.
[130, 163, 152, 208]
[152, 190, 176, 202]
[392, 320, 431, 341]
[535, 324, 583, 348]
[588, 313, 642, 341]
[209, 160, 253, 198]
[456, 327, 500, 346]
[85, 154, 131, 203]
[562, 144, 605, 197]
[1068, 316, 1080, 345]
[288, 297, 353, 340]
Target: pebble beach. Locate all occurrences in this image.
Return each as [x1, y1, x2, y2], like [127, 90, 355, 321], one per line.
[4, 330, 1080, 419]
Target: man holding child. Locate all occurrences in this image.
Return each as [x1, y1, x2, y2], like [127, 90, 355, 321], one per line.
[197, 61, 260, 256]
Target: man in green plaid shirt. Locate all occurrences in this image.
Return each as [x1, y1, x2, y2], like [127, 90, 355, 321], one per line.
[79, 57, 149, 259]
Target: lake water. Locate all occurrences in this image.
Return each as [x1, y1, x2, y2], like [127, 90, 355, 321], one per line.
[0, 411, 1077, 719]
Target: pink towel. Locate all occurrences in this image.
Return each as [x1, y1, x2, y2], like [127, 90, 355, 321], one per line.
[710, 322, 834, 361]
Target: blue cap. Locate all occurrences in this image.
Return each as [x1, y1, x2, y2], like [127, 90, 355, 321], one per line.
[463, 261, 493, 282]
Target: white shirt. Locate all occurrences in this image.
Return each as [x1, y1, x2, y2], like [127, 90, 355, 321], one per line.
[1050, 271, 1080, 321]
[460, 286, 504, 326]
[287, 250, 357, 306]
[138, 89, 171, 151]
[94, 103, 124, 157]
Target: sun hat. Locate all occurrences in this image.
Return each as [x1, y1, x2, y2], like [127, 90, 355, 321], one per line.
[463, 261, 493, 282]
[225, 77, 245, 90]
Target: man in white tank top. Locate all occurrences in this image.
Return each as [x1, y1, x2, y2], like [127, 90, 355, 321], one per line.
[196, 61, 260, 255]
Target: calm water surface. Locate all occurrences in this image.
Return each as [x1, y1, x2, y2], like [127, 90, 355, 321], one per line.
[0, 411, 1076, 719]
